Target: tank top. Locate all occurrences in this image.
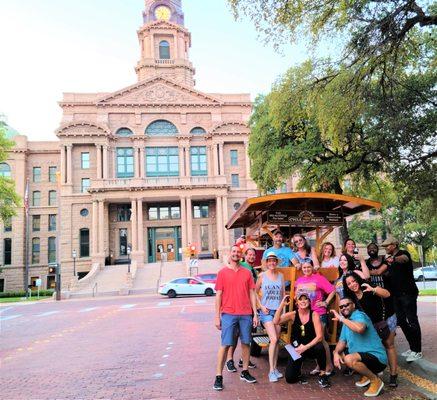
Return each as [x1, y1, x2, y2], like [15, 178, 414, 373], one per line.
[260, 272, 283, 310]
[292, 310, 316, 346]
[295, 250, 313, 264]
[366, 256, 386, 287]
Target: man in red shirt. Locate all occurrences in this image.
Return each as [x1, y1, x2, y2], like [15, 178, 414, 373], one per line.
[213, 245, 258, 391]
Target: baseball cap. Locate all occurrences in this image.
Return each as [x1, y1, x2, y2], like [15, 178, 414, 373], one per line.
[295, 290, 310, 299]
[381, 236, 399, 247]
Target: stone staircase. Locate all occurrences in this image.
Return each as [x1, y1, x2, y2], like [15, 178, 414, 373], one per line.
[66, 259, 223, 299]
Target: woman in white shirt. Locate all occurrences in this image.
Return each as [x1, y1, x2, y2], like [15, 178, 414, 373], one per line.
[318, 242, 339, 269]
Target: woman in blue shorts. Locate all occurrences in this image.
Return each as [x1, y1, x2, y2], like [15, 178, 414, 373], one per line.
[256, 251, 284, 382]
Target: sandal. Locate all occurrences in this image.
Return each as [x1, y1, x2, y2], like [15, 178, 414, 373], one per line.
[310, 368, 321, 376]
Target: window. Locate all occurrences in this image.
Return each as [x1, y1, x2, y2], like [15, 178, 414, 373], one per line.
[117, 205, 131, 222]
[48, 237, 56, 263]
[32, 191, 41, 206]
[32, 238, 40, 264]
[81, 152, 90, 169]
[119, 229, 128, 256]
[190, 146, 207, 176]
[194, 204, 209, 218]
[81, 178, 91, 193]
[0, 163, 11, 178]
[116, 128, 133, 137]
[33, 167, 41, 183]
[233, 202, 241, 211]
[80, 229, 90, 258]
[49, 166, 57, 183]
[190, 127, 206, 135]
[145, 120, 178, 136]
[200, 225, 209, 251]
[159, 40, 170, 59]
[148, 207, 158, 220]
[4, 217, 12, 232]
[172, 278, 190, 284]
[48, 190, 57, 206]
[148, 205, 180, 220]
[116, 148, 134, 178]
[48, 214, 56, 231]
[170, 206, 180, 219]
[160, 207, 170, 220]
[146, 147, 179, 177]
[230, 150, 238, 166]
[231, 174, 240, 188]
[80, 208, 89, 217]
[32, 215, 40, 232]
[4, 238, 11, 265]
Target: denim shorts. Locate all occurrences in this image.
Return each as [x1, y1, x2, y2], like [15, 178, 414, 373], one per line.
[221, 313, 252, 346]
[387, 314, 397, 332]
[259, 309, 277, 324]
[319, 313, 328, 326]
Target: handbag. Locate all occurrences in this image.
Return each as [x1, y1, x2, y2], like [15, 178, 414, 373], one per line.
[373, 298, 390, 341]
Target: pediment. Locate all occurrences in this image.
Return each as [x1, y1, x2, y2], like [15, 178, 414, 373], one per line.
[56, 122, 111, 137]
[212, 121, 250, 135]
[97, 77, 222, 106]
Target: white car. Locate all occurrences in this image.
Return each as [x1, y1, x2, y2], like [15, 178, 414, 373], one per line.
[158, 277, 216, 298]
[413, 265, 437, 281]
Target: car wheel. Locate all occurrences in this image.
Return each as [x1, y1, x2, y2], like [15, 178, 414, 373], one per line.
[205, 288, 214, 296]
[250, 339, 262, 357]
[167, 289, 177, 298]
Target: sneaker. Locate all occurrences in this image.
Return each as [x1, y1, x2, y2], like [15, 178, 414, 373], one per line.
[299, 375, 309, 385]
[364, 377, 384, 397]
[226, 359, 237, 373]
[355, 375, 371, 387]
[274, 369, 283, 379]
[406, 351, 423, 363]
[240, 370, 257, 384]
[238, 358, 256, 369]
[318, 375, 331, 388]
[389, 374, 398, 388]
[213, 375, 223, 391]
[310, 367, 321, 376]
[268, 371, 278, 383]
[401, 349, 412, 357]
[343, 367, 354, 376]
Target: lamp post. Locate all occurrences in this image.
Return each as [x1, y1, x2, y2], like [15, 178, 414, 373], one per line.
[127, 244, 132, 273]
[72, 249, 77, 277]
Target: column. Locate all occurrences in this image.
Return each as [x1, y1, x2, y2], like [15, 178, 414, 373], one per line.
[60, 145, 66, 184]
[112, 148, 117, 179]
[212, 143, 219, 176]
[206, 145, 213, 177]
[66, 144, 73, 185]
[216, 196, 224, 251]
[150, 34, 155, 58]
[92, 200, 98, 256]
[219, 142, 225, 176]
[96, 144, 102, 179]
[185, 146, 191, 177]
[244, 140, 251, 177]
[134, 147, 140, 178]
[130, 199, 138, 252]
[98, 200, 105, 255]
[137, 199, 144, 254]
[103, 145, 109, 179]
[139, 148, 145, 178]
[186, 196, 193, 245]
[222, 196, 230, 247]
[180, 196, 187, 248]
[179, 146, 185, 177]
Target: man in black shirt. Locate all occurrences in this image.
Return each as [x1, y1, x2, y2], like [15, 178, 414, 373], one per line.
[382, 236, 422, 363]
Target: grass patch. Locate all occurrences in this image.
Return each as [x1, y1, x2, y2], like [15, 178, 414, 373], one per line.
[0, 296, 52, 303]
[419, 289, 437, 296]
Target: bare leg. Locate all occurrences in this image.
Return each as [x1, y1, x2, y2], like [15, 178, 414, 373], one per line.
[384, 332, 398, 375]
[241, 343, 251, 370]
[322, 338, 333, 373]
[226, 346, 236, 362]
[344, 353, 377, 380]
[273, 324, 281, 370]
[264, 321, 278, 373]
[216, 345, 230, 375]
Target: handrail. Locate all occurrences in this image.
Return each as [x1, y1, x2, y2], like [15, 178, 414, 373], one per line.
[92, 282, 98, 298]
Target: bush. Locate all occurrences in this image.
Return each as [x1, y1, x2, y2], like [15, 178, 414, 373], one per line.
[0, 290, 54, 298]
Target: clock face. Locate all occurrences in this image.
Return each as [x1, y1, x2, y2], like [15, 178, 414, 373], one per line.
[155, 5, 171, 21]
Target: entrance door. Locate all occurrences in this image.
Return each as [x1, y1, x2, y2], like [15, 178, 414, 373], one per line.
[156, 238, 175, 261]
[149, 227, 181, 263]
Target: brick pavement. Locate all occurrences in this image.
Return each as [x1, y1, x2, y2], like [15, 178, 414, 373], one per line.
[0, 296, 434, 400]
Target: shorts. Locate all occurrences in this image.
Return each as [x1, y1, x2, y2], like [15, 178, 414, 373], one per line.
[259, 309, 277, 324]
[358, 352, 386, 374]
[319, 313, 328, 326]
[221, 313, 252, 346]
[386, 314, 397, 332]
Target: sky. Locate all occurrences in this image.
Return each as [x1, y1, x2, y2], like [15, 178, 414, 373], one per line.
[0, 0, 307, 141]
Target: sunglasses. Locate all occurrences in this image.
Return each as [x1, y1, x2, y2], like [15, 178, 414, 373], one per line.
[339, 302, 352, 309]
[294, 239, 304, 244]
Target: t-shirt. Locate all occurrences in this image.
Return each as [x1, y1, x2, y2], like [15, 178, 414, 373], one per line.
[240, 261, 258, 282]
[356, 290, 394, 323]
[387, 250, 418, 296]
[294, 274, 335, 316]
[262, 246, 295, 268]
[215, 266, 255, 315]
[366, 256, 386, 287]
[321, 256, 339, 268]
[339, 310, 388, 366]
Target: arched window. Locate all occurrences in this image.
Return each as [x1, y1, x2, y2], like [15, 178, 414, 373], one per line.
[80, 228, 90, 258]
[159, 40, 170, 59]
[0, 163, 11, 178]
[190, 127, 206, 135]
[145, 120, 178, 136]
[116, 128, 133, 137]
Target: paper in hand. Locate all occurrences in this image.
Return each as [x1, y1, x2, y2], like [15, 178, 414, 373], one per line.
[285, 344, 302, 361]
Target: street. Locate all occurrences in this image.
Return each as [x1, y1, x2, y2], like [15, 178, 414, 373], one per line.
[0, 295, 433, 400]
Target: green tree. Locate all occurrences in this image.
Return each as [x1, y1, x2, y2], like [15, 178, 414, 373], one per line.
[0, 126, 21, 221]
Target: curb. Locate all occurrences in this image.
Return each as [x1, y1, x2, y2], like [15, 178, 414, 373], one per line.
[398, 352, 437, 380]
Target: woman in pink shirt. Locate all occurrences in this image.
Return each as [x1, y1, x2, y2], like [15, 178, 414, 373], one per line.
[295, 261, 336, 374]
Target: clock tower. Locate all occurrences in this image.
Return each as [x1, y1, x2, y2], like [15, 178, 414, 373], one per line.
[136, 0, 195, 86]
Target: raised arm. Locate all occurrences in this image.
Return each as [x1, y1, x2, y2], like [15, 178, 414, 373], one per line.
[362, 283, 391, 299]
[273, 295, 295, 325]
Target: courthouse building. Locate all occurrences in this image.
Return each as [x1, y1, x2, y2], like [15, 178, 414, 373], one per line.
[0, 0, 260, 291]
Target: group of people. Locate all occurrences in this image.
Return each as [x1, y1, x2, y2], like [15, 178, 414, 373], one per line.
[213, 231, 422, 398]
